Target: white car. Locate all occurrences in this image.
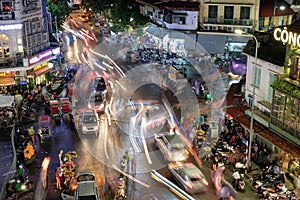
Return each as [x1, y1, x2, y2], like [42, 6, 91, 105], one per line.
[79, 109, 100, 136]
[61, 172, 99, 200]
[168, 162, 208, 194]
[154, 132, 189, 162]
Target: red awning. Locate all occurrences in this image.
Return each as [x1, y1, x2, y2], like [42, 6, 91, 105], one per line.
[260, 0, 295, 17]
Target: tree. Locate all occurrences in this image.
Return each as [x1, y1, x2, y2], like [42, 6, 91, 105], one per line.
[81, 0, 113, 21]
[46, 0, 71, 32]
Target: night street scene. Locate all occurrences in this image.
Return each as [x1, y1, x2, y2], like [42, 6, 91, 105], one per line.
[1, 0, 300, 200]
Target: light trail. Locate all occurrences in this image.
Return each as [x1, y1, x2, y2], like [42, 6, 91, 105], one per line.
[105, 55, 126, 77]
[79, 30, 94, 40]
[105, 101, 111, 126]
[141, 117, 152, 164]
[93, 61, 106, 71]
[104, 115, 109, 159]
[115, 80, 127, 91]
[101, 61, 114, 69]
[89, 49, 106, 59]
[112, 164, 150, 188]
[151, 170, 196, 200]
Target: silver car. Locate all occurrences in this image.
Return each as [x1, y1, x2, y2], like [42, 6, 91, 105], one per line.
[154, 132, 189, 162]
[75, 171, 99, 200]
[168, 162, 209, 194]
[79, 109, 99, 136]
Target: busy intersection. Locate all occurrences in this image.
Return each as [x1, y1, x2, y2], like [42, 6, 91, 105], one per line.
[0, 7, 299, 200]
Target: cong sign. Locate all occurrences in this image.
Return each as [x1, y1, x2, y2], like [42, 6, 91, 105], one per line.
[29, 49, 53, 65]
[274, 27, 300, 48]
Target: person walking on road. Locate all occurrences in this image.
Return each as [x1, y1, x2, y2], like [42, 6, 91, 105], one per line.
[28, 126, 35, 144]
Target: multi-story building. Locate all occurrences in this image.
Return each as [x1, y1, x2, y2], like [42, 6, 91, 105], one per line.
[201, 0, 260, 32]
[136, 0, 200, 30]
[0, 0, 60, 86]
[136, 0, 295, 32]
[243, 20, 300, 171]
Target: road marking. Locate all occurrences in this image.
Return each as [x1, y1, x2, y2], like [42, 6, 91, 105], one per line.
[112, 164, 150, 188]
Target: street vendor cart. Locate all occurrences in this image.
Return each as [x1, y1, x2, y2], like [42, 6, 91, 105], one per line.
[60, 97, 71, 123]
[50, 100, 61, 124]
[38, 115, 51, 144]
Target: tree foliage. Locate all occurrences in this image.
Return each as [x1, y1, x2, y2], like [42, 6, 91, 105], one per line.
[80, 0, 149, 31]
[46, 0, 71, 31]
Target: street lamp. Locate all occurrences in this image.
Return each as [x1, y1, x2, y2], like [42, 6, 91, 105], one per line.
[235, 29, 259, 170]
[272, 0, 286, 27]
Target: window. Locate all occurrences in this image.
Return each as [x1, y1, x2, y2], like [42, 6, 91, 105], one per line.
[172, 16, 186, 24]
[268, 72, 275, 102]
[224, 6, 234, 19]
[208, 5, 218, 18]
[0, 34, 9, 58]
[240, 7, 250, 19]
[253, 66, 261, 87]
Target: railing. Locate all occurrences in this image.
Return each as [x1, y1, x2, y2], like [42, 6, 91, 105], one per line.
[0, 125, 16, 200]
[203, 17, 253, 26]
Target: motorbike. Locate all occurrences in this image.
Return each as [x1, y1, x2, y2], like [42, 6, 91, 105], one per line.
[120, 154, 128, 172]
[5, 177, 36, 199]
[115, 177, 127, 200]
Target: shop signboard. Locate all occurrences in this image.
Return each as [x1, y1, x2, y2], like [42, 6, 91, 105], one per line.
[29, 49, 53, 66]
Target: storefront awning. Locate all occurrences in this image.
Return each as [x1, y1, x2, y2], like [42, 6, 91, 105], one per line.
[0, 78, 15, 86]
[32, 67, 52, 77]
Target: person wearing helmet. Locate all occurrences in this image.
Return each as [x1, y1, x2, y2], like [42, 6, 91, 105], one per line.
[17, 165, 25, 183]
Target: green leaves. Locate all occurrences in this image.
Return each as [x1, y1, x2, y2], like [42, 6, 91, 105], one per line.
[272, 79, 300, 99]
[46, 0, 71, 31]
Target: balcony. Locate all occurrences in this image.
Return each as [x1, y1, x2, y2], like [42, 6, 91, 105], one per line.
[203, 17, 253, 26]
[0, 11, 15, 20]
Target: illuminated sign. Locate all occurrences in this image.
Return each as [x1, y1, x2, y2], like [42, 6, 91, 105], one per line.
[52, 47, 60, 55]
[274, 27, 300, 48]
[29, 49, 53, 65]
[0, 24, 22, 31]
[0, 72, 7, 76]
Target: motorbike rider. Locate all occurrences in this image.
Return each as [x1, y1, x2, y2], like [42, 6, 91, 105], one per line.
[117, 177, 126, 198]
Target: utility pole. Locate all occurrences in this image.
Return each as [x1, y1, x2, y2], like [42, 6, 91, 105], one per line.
[55, 16, 59, 42]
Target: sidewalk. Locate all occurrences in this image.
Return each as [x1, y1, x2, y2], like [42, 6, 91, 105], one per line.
[224, 83, 298, 190]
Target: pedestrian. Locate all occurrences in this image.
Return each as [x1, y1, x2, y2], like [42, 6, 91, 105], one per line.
[55, 167, 62, 190]
[17, 165, 25, 183]
[28, 126, 35, 144]
[232, 169, 241, 189]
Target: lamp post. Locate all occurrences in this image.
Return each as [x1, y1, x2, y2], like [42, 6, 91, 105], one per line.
[235, 29, 259, 170]
[272, 0, 286, 27]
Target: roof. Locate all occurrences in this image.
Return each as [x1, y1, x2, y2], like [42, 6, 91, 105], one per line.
[145, 24, 168, 39]
[260, 0, 295, 17]
[242, 32, 286, 66]
[0, 95, 14, 107]
[137, 0, 199, 11]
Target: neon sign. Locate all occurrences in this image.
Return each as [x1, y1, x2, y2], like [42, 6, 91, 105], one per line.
[274, 27, 300, 48]
[0, 24, 22, 31]
[29, 49, 53, 65]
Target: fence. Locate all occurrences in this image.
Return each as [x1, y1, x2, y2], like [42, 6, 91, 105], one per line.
[0, 126, 16, 200]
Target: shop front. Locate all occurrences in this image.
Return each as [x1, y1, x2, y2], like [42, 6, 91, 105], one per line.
[0, 71, 15, 86]
[23, 47, 61, 85]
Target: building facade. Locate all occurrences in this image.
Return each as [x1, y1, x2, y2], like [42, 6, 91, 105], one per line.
[136, 0, 296, 32]
[243, 20, 300, 173]
[137, 0, 200, 30]
[0, 0, 60, 86]
[201, 0, 260, 32]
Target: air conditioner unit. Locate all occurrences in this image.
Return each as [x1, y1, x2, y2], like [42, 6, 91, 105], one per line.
[14, 70, 26, 77]
[241, 28, 248, 33]
[227, 27, 234, 32]
[211, 26, 218, 31]
[203, 26, 210, 31]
